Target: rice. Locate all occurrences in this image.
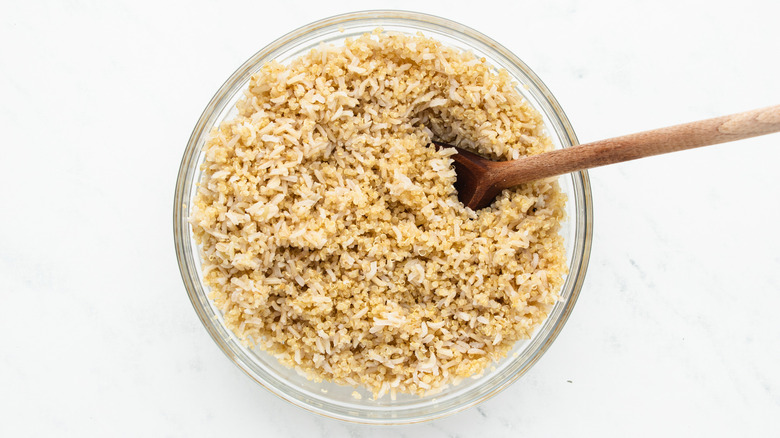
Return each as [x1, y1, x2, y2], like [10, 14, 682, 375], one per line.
[190, 29, 567, 397]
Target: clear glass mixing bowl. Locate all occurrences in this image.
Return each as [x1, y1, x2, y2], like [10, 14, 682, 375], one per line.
[173, 10, 593, 424]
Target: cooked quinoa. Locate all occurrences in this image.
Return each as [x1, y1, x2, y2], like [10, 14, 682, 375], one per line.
[190, 30, 567, 398]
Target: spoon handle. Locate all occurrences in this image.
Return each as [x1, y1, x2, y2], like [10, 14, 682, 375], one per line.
[494, 104, 780, 186]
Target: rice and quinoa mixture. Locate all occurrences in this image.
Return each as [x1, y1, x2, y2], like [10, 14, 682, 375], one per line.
[190, 30, 567, 398]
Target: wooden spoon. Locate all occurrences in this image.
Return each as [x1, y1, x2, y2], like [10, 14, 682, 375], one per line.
[435, 104, 780, 210]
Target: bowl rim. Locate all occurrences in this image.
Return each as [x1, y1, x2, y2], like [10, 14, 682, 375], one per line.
[174, 9, 593, 424]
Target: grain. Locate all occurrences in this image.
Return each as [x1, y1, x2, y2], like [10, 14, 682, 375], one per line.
[190, 30, 567, 397]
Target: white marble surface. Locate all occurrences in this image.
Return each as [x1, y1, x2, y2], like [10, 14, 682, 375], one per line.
[1, 0, 779, 436]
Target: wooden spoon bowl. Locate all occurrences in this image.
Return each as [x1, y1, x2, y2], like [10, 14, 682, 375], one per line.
[436, 105, 780, 210]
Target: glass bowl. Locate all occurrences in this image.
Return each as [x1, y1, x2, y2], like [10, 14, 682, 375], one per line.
[173, 10, 593, 424]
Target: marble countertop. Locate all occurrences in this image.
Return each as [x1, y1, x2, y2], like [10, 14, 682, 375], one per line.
[1, 0, 778, 436]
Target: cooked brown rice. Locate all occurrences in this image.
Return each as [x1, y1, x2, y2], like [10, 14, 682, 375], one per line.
[190, 30, 567, 397]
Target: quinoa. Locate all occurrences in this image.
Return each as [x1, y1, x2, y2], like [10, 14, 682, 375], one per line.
[189, 30, 567, 398]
